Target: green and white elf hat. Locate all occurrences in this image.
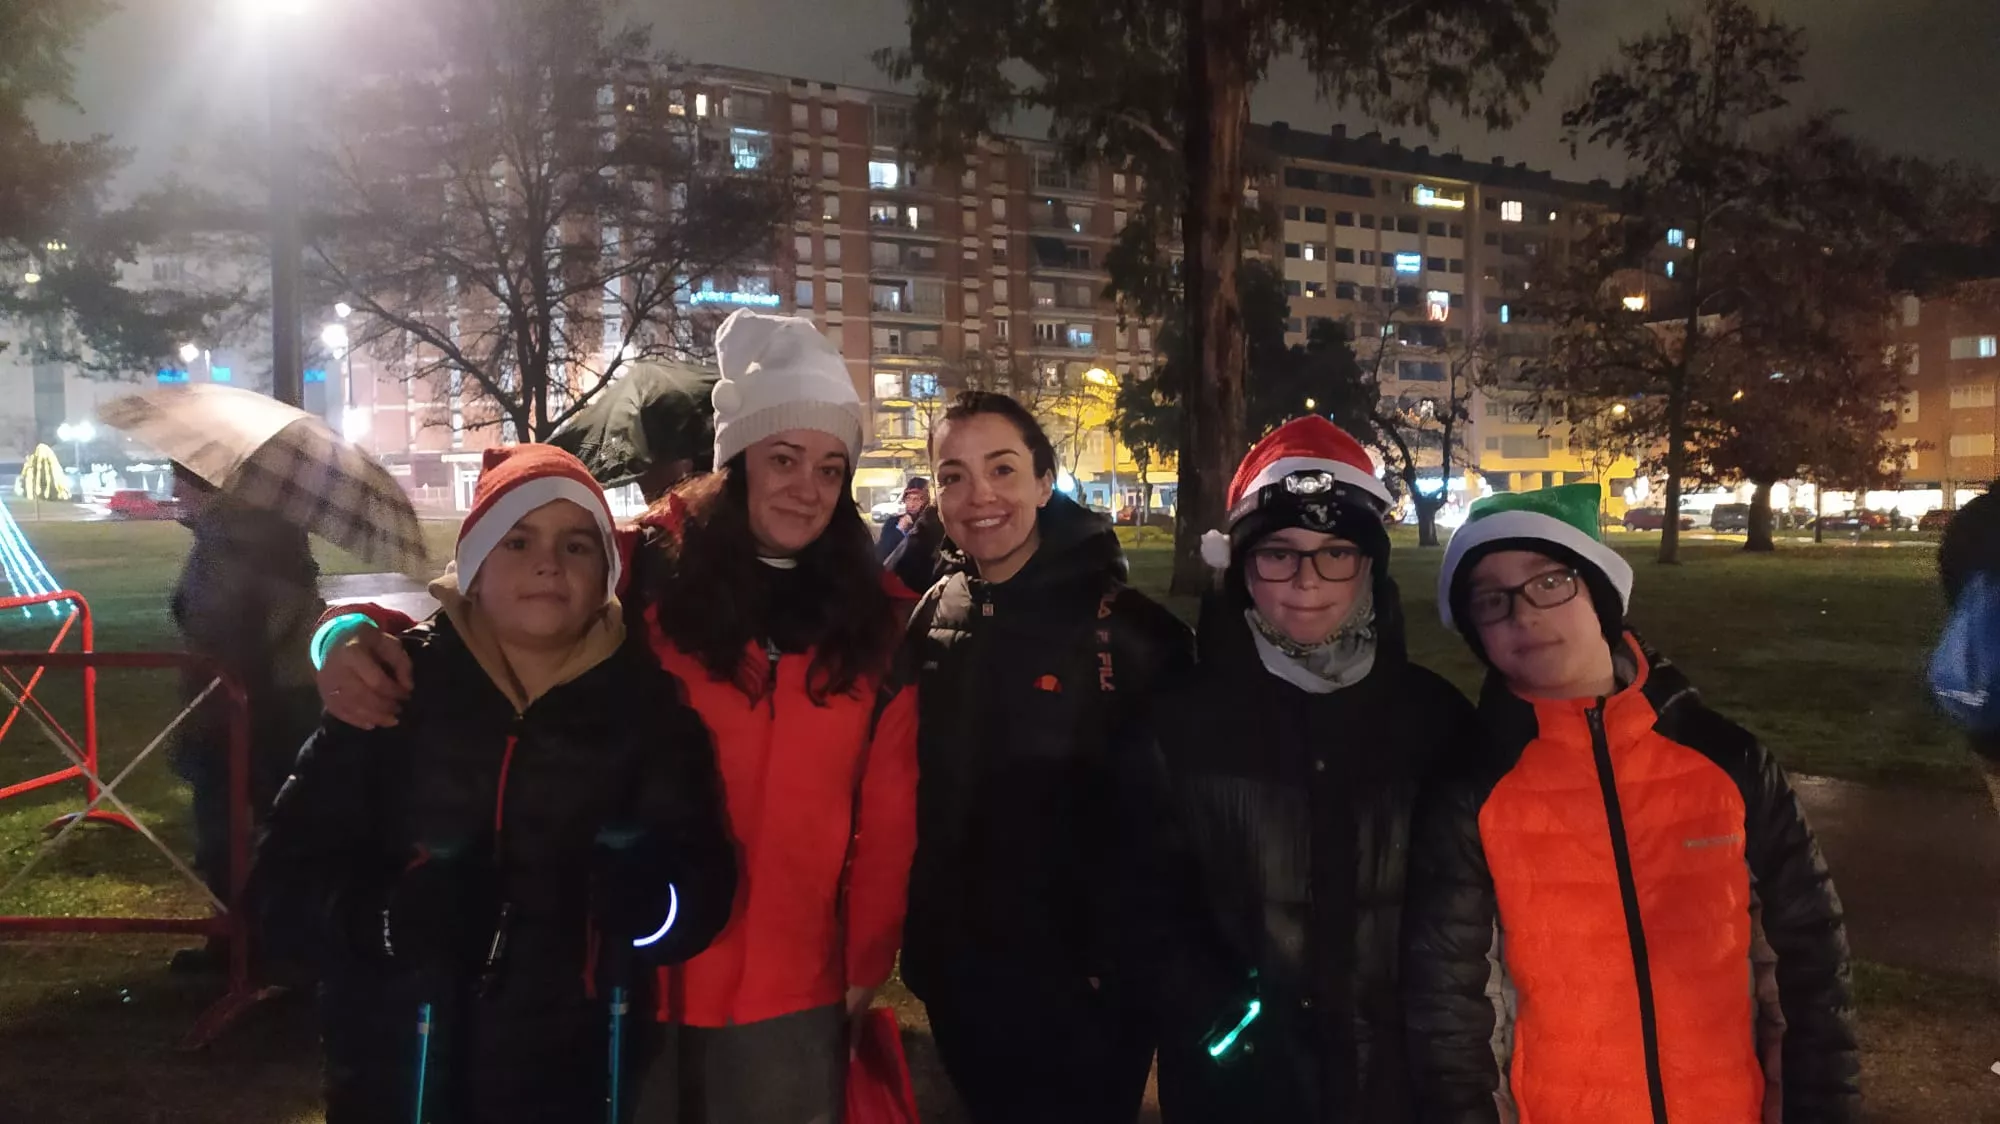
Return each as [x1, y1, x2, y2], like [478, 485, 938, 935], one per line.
[1436, 483, 1634, 629]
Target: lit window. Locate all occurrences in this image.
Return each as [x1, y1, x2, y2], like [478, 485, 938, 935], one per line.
[1499, 304, 1511, 324]
[669, 91, 687, 117]
[695, 93, 710, 118]
[1500, 200, 1524, 223]
[1426, 291, 1450, 322]
[1666, 227, 1686, 247]
[821, 194, 839, 222]
[729, 133, 770, 171]
[910, 373, 939, 399]
[1950, 336, 1999, 360]
[1394, 252, 1423, 274]
[869, 160, 900, 189]
[1302, 243, 1323, 262]
[1666, 260, 1676, 278]
[1622, 294, 1648, 312]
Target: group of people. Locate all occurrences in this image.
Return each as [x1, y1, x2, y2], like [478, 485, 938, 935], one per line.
[203, 307, 1861, 1123]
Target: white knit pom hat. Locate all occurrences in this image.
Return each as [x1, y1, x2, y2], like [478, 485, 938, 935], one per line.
[710, 309, 864, 467]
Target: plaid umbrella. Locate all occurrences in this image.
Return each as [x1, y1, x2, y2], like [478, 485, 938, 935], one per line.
[99, 385, 428, 575]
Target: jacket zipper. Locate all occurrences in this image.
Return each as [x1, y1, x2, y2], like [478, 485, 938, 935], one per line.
[481, 720, 522, 998]
[1587, 704, 1669, 1124]
[764, 640, 782, 716]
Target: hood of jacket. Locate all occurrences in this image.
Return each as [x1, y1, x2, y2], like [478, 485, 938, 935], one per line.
[429, 566, 627, 713]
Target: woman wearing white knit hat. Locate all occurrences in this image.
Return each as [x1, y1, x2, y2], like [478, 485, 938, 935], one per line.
[313, 308, 920, 1124]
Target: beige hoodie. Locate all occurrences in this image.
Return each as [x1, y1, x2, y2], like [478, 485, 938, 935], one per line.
[427, 566, 628, 713]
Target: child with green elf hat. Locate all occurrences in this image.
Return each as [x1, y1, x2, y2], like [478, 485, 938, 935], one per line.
[1400, 482, 1859, 1124]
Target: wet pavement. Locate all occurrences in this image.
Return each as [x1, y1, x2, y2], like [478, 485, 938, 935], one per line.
[1795, 775, 2000, 981]
[322, 572, 438, 623]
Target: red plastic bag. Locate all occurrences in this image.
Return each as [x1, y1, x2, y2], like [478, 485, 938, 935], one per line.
[844, 1007, 921, 1124]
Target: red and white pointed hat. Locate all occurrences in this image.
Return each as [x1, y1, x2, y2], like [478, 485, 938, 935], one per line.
[1199, 416, 1393, 569]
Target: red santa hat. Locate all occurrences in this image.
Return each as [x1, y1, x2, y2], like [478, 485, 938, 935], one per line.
[1200, 416, 1393, 569]
[457, 444, 621, 599]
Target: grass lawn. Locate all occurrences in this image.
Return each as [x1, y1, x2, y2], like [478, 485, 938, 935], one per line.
[0, 518, 1991, 1120]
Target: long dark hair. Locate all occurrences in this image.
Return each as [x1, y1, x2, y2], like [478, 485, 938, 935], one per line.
[929, 390, 1058, 479]
[645, 454, 897, 702]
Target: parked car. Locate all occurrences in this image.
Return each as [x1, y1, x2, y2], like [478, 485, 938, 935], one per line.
[1919, 508, 1954, 533]
[104, 490, 181, 521]
[1622, 507, 1696, 532]
[1812, 510, 1913, 533]
[1709, 503, 1752, 533]
[869, 498, 904, 524]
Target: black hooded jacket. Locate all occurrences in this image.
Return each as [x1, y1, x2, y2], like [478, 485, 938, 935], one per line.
[1142, 568, 1478, 1124]
[251, 618, 736, 1124]
[900, 494, 1193, 999]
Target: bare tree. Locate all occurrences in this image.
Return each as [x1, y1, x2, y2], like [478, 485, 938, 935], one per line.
[304, 0, 793, 441]
[1357, 310, 1482, 546]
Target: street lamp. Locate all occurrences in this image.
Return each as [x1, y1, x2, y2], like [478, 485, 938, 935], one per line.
[1611, 403, 1628, 417]
[334, 301, 353, 320]
[323, 321, 357, 437]
[179, 342, 201, 365]
[56, 421, 96, 471]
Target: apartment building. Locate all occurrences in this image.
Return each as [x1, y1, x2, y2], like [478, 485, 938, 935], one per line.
[1889, 271, 2000, 509]
[321, 65, 1636, 514]
[1253, 122, 1639, 513]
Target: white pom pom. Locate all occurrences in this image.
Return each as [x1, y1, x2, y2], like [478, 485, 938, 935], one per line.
[1200, 529, 1232, 569]
[710, 379, 742, 417]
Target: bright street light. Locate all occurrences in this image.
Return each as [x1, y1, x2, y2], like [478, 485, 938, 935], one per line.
[1305, 397, 1317, 410]
[1084, 367, 1115, 386]
[334, 301, 353, 319]
[179, 343, 201, 364]
[1611, 403, 1627, 417]
[22, 272, 39, 285]
[321, 323, 350, 352]
[56, 422, 95, 444]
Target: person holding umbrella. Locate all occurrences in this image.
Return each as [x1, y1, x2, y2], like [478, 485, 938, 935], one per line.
[168, 462, 325, 968]
[901, 390, 1191, 1123]
[1134, 417, 1476, 1122]
[98, 384, 430, 972]
[310, 308, 920, 1124]
[252, 444, 735, 1123]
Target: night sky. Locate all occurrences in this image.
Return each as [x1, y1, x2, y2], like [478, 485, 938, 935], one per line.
[40, 0, 2000, 194]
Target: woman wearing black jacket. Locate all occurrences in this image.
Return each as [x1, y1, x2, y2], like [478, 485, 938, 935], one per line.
[1141, 417, 1476, 1123]
[902, 391, 1193, 1124]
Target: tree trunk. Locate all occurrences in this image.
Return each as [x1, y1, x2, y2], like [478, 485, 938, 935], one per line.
[1814, 486, 1825, 544]
[1168, 0, 1249, 597]
[1415, 494, 1442, 547]
[1745, 479, 1775, 553]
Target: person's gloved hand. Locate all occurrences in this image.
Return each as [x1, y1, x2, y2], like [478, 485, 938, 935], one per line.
[590, 826, 682, 988]
[350, 843, 497, 973]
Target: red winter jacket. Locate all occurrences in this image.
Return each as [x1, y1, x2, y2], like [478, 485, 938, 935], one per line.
[332, 514, 920, 1029]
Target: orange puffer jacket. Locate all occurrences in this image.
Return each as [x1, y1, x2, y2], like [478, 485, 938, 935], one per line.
[1403, 635, 1858, 1124]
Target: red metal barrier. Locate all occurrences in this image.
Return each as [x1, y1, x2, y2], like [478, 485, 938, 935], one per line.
[0, 590, 130, 833]
[0, 649, 269, 1048]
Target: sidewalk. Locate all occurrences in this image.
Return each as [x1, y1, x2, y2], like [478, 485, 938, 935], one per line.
[1795, 775, 2000, 980]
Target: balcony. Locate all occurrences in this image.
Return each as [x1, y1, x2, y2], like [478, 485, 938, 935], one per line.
[870, 243, 942, 274]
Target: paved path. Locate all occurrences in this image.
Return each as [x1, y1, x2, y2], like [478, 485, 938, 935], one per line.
[322, 571, 438, 622]
[1794, 775, 2000, 980]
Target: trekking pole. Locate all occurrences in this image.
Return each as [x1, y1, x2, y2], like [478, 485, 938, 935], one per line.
[607, 985, 628, 1124]
[412, 1000, 435, 1124]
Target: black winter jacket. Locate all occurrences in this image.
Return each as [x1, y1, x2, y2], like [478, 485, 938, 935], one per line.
[1143, 573, 1477, 1124]
[1937, 486, 2000, 777]
[252, 618, 736, 1124]
[900, 494, 1193, 1001]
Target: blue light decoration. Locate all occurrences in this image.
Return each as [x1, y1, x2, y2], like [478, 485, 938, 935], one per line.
[0, 501, 67, 618]
[1666, 261, 1676, 279]
[305, 368, 327, 384]
[1666, 228, 1686, 247]
[156, 368, 190, 384]
[208, 365, 233, 383]
[690, 290, 782, 307]
[1394, 252, 1423, 275]
[1499, 304, 1511, 324]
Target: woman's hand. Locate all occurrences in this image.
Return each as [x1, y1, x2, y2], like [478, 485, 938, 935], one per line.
[317, 625, 414, 729]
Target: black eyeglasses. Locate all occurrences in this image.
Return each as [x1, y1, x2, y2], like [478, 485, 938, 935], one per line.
[1246, 544, 1365, 584]
[1463, 568, 1582, 626]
